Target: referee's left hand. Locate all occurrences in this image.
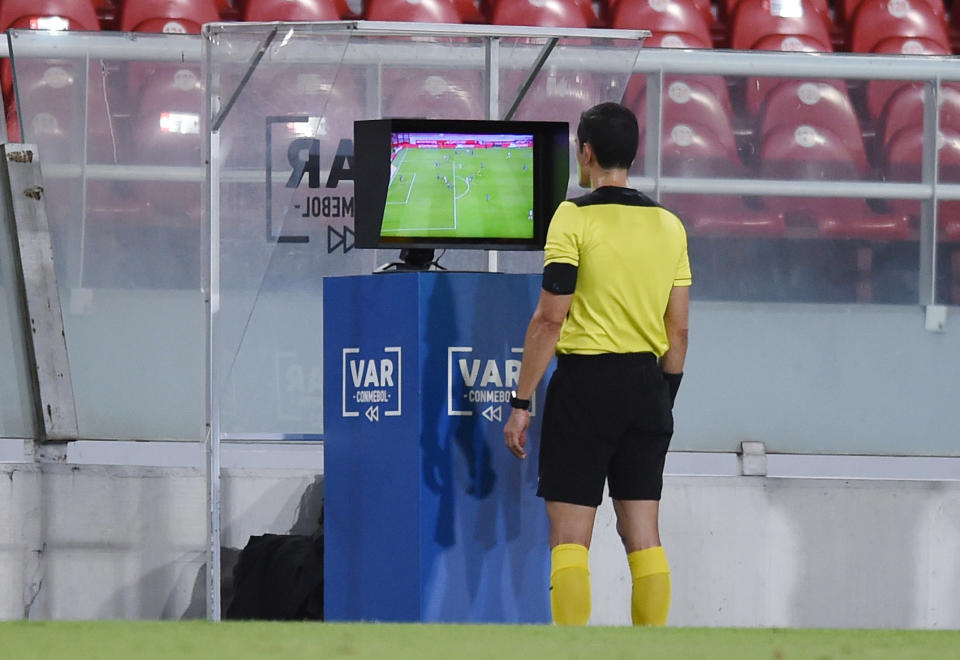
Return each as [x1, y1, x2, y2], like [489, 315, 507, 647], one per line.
[504, 409, 530, 460]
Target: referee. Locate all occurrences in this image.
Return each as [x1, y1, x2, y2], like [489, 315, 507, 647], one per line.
[504, 102, 691, 626]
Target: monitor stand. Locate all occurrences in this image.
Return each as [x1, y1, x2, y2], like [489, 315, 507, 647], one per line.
[375, 248, 447, 272]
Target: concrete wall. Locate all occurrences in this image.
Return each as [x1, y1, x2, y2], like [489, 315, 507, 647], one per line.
[0, 463, 323, 620]
[2, 461, 958, 627]
[591, 477, 960, 628]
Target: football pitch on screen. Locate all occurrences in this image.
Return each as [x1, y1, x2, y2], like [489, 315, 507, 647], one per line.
[4, 621, 959, 660]
[383, 146, 534, 239]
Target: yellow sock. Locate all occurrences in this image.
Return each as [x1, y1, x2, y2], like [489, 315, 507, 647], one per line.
[627, 546, 671, 626]
[550, 543, 591, 625]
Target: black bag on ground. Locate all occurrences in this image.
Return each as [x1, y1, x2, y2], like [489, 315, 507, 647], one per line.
[225, 530, 324, 620]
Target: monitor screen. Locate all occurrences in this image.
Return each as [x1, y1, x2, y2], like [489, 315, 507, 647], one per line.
[384, 131, 535, 242]
[354, 118, 569, 252]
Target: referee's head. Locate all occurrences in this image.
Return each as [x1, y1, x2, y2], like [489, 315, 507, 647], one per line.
[576, 102, 639, 171]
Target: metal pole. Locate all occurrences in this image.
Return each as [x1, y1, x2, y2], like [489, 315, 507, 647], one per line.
[205, 127, 223, 622]
[918, 79, 940, 306]
[202, 26, 223, 621]
[644, 70, 663, 202]
[485, 36, 500, 274]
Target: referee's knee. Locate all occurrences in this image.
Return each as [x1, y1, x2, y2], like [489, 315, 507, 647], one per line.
[549, 530, 592, 549]
[616, 520, 661, 553]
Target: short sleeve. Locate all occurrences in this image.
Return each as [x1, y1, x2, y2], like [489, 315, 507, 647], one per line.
[674, 225, 693, 287]
[544, 201, 582, 267]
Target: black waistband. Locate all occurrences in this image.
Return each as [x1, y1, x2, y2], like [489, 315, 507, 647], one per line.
[557, 352, 658, 368]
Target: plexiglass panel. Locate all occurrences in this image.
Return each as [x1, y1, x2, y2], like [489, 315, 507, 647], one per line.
[9, 26, 958, 453]
[646, 71, 957, 306]
[10, 30, 204, 440]
[0, 184, 35, 438]
[206, 25, 644, 435]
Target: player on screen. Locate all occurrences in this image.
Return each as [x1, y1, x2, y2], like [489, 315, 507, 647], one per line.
[504, 103, 691, 627]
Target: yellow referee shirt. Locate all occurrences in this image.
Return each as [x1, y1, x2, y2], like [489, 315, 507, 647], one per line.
[543, 186, 692, 356]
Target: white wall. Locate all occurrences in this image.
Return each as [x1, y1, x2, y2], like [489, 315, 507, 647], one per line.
[0, 463, 322, 620]
[591, 476, 960, 628]
[676, 303, 959, 455]
[2, 461, 959, 627]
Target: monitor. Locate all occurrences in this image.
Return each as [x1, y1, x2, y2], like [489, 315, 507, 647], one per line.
[354, 118, 569, 259]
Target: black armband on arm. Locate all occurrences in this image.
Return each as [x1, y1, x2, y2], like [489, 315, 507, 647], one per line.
[542, 263, 578, 295]
[663, 372, 683, 407]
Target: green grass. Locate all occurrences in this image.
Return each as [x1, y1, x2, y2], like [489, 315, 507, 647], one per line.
[3, 621, 959, 660]
[383, 146, 534, 240]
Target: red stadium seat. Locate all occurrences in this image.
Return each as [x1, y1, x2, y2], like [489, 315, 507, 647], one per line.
[0, 0, 100, 31]
[884, 126, 960, 303]
[842, 0, 944, 25]
[365, 0, 462, 21]
[12, 58, 118, 164]
[849, 0, 949, 53]
[491, 0, 590, 27]
[723, 0, 828, 21]
[120, 0, 220, 32]
[484, 0, 597, 25]
[624, 73, 731, 132]
[508, 72, 602, 125]
[884, 127, 960, 222]
[492, 0, 597, 131]
[879, 85, 960, 149]
[750, 32, 832, 51]
[600, 0, 714, 25]
[381, 71, 483, 120]
[761, 124, 867, 185]
[243, 0, 340, 20]
[452, 0, 485, 22]
[642, 31, 713, 48]
[6, 107, 20, 143]
[624, 32, 730, 117]
[730, 0, 832, 51]
[760, 124, 911, 241]
[863, 37, 950, 119]
[131, 67, 203, 220]
[630, 79, 736, 155]
[744, 34, 832, 116]
[872, 34, 950, 54]
[649, 122, 785, 236]
[611, 0, 713, 46]
[759, 81, 863, 161]
[0, 1, 101, 113]
[650, 122, 743, 178]
[661, 193, 787, 236]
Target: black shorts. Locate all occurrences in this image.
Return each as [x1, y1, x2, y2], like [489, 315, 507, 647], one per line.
[536, 352, 673, 507]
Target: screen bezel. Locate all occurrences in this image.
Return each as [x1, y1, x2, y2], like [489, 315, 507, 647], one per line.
[354, 118, 569, 251]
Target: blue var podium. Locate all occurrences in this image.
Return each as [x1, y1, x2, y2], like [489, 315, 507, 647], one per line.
[323, 272, 551, 622]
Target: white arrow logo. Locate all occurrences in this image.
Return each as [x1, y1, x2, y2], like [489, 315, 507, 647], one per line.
[481, 405, 502, 422]
[365, 405, 380, 422]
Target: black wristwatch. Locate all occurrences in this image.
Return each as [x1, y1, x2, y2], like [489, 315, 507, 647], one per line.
[510, 391, 531, 411]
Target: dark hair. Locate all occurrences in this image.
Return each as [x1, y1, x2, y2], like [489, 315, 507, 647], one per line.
[576, 102, 639, 170]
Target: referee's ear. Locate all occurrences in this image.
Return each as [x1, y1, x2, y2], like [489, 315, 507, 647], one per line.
[577, 142, 594, 188]
[579, 141, 595, 167]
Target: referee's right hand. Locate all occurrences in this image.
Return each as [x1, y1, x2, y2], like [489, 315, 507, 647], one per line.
[504, 409, 530, 460]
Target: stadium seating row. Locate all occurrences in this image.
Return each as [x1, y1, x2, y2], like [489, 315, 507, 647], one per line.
[5, 0, 960, 249]
[6, 0, 960, 49]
